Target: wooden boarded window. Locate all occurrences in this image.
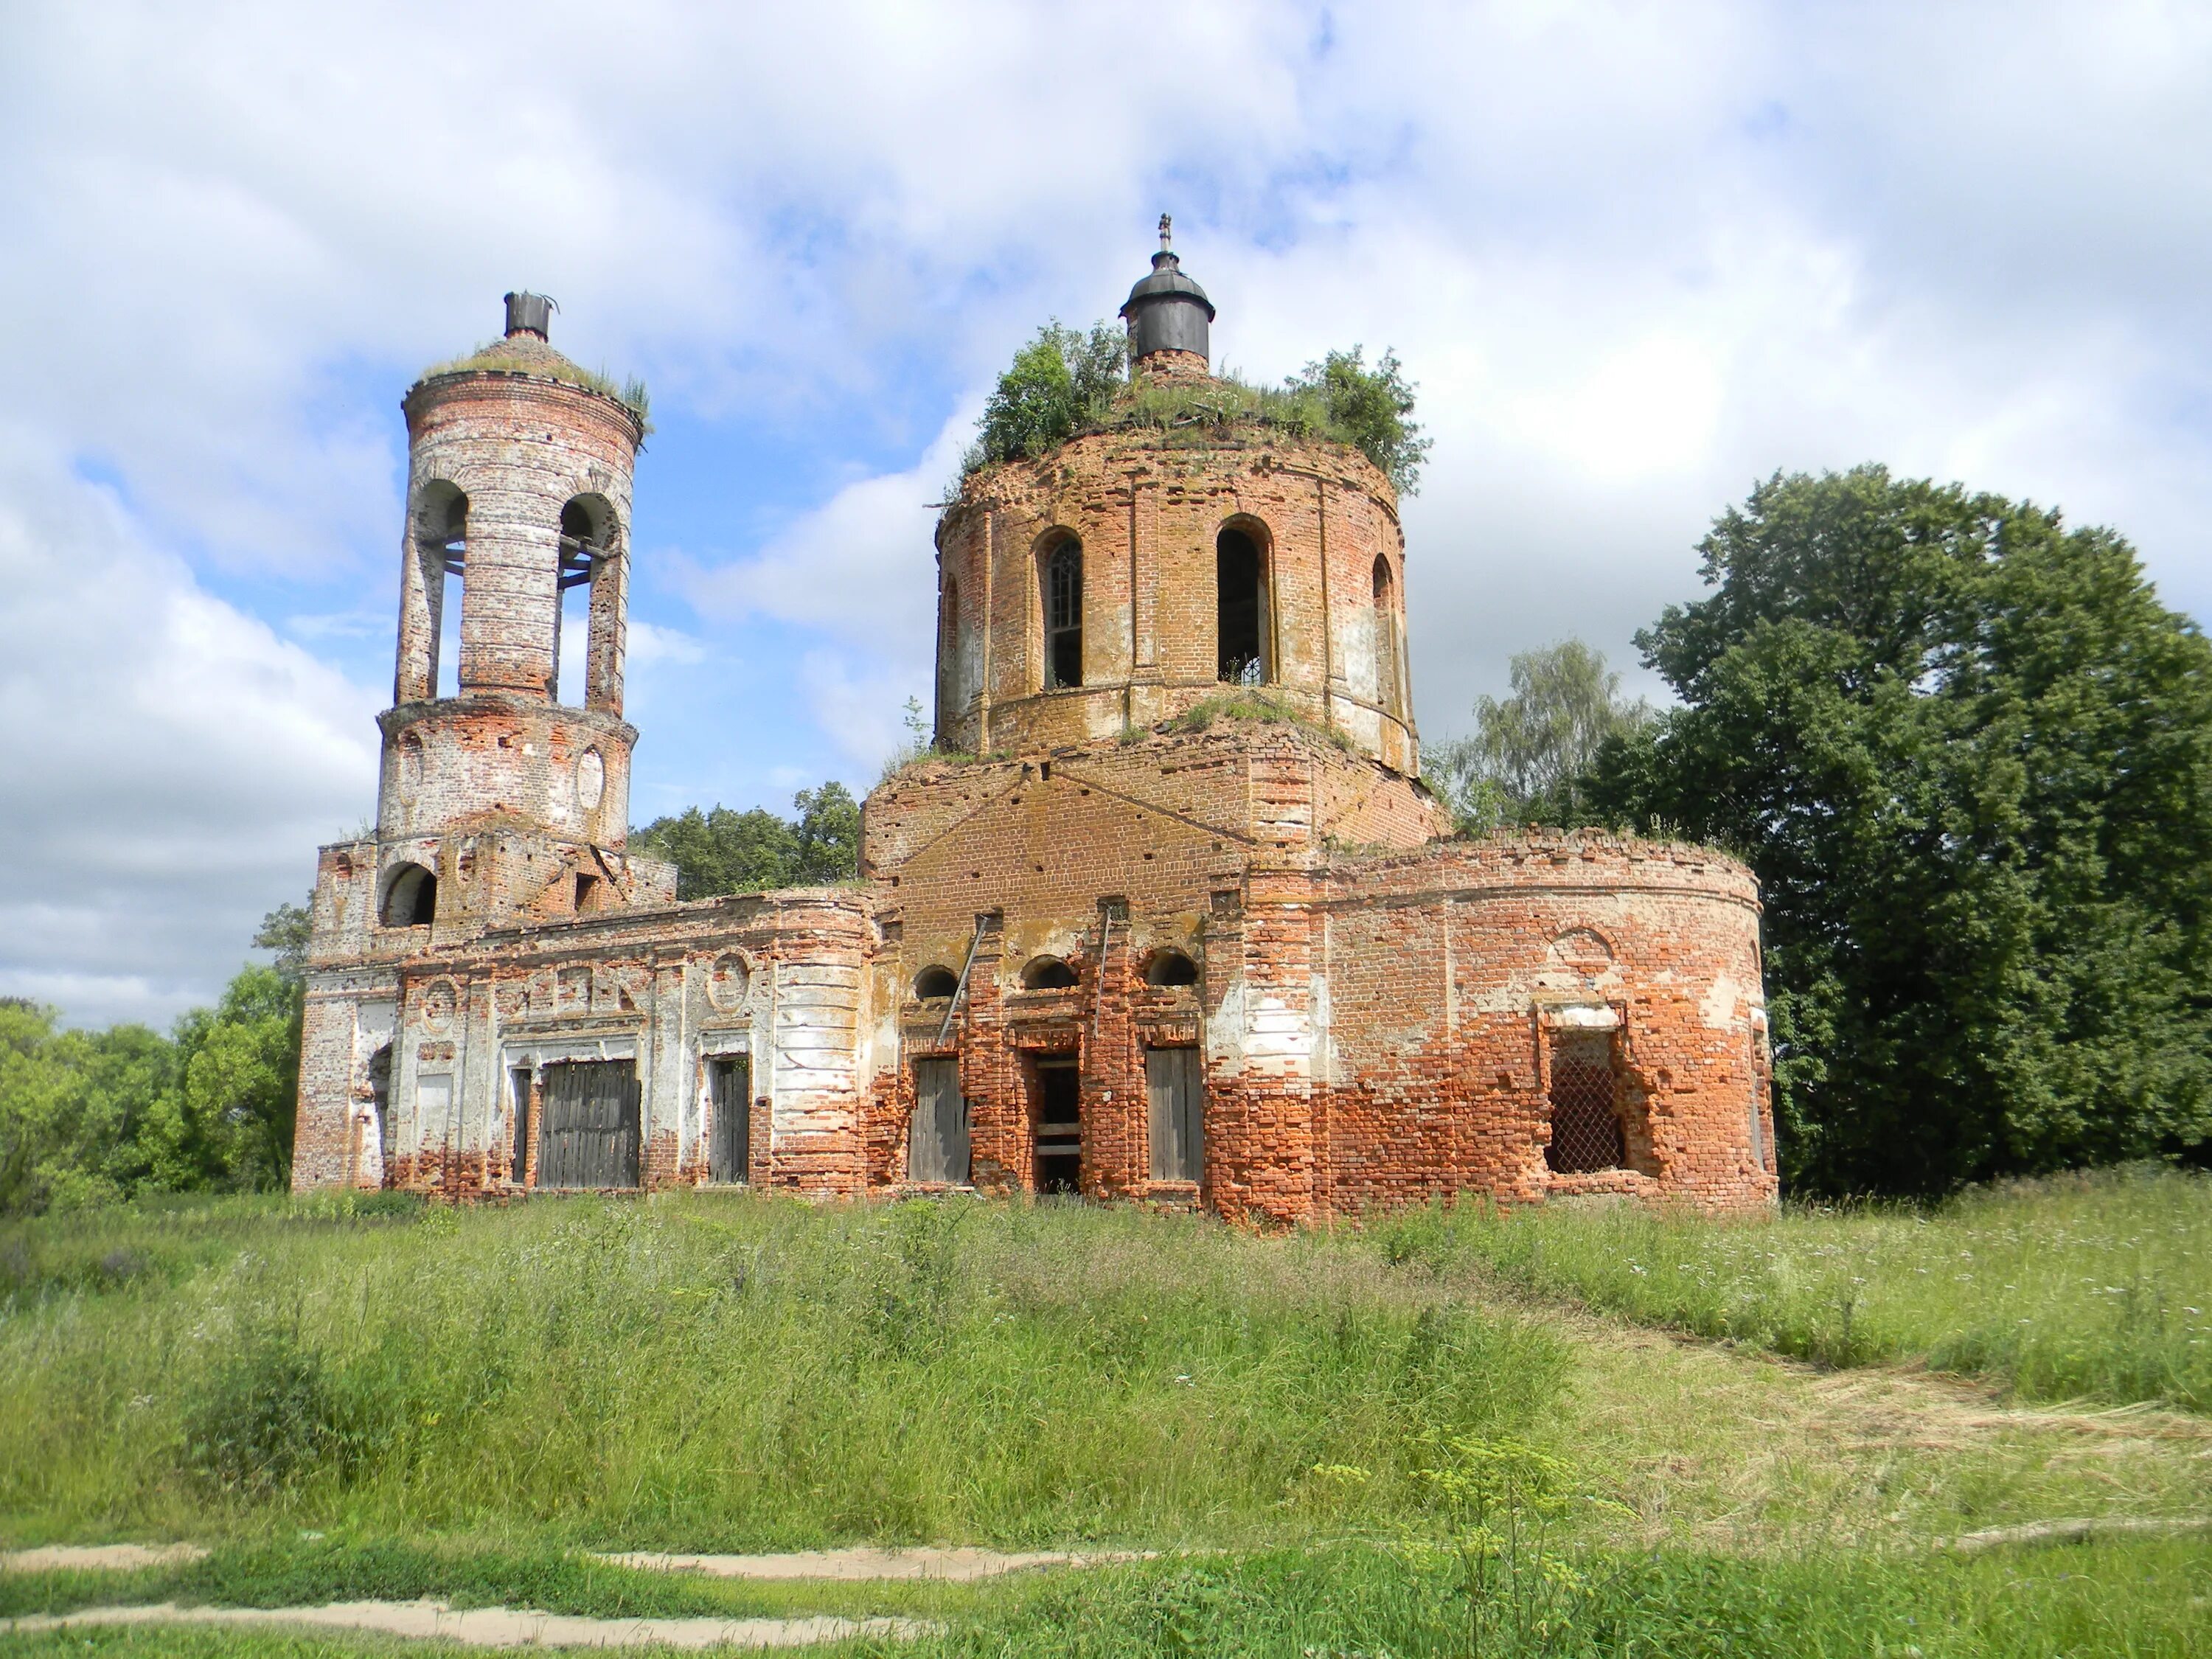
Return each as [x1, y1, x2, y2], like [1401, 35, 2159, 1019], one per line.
[1544, 1032, 1626, 1174]
[908, 1057, 970, 1183]
[1032, 1060, 1081, 1192]
[537, 1060, 641, 1189]
[708, 1055, 751, 1184]
[1146, 1046, 1203, 1182]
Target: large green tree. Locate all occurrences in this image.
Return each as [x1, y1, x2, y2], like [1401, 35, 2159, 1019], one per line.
[1589, 465, 2212, 1195]
[632, 781, 863, 900]
[1428, 639, 1651, 831]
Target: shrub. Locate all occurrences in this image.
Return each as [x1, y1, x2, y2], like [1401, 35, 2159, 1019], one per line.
[182, 1324, 344, 1492]
[964, 326, 1430, 494]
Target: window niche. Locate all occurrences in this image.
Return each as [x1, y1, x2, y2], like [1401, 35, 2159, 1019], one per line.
[1544, 1029, 1631, 1175]
[1019, 955, 1079, 990]
[1372, 554, 1402, 718]
[1144, 948, 1200, 987]
[1041, 535, 1082, 690]
[380, 862, 437, 928]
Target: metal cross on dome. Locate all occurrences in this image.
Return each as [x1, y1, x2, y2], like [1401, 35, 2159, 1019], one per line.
[1159, 213, 1172, 250]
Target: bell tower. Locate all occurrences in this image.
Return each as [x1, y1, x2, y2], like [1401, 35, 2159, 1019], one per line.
[372, 293, 649, 929]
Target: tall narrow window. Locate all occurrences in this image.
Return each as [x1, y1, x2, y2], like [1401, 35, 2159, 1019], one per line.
[417, 486, 467, 698]
[555, 498, 605, 703]
[1044, 537, 1082, 689]
[1217, 525, 1265, 682]
[1372, 555, 1400, 717]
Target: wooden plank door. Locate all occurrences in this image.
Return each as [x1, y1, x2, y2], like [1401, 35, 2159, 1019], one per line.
[1147, 1046, 1203, 1182]
[538, 1060, 641, 1188]
[708, 1055, 751, 1183]
[908, 1058, 969, 1183]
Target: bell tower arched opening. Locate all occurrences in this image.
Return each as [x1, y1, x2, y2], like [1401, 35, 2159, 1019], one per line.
[411, 482, 467, 700]
[1217, 524, 1268, 684]
[555, 494, 620, 709]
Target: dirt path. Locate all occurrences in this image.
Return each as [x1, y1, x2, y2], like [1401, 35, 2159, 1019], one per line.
[598, 1547, 1149, 1580]
[1533, 1295, 2212, 1551]
[0, 1543, 208, 1573]
[0, 1601, 932, 1649]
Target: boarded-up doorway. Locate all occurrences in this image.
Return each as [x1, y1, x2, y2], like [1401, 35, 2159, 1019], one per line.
[908, 1057, 970, 1183]
[1032, 1058, 1081, 1193]
[708, 1055, 751, 1183]
[538, 1060, 641, 1189]
[1146, 1046, 1203, 1183]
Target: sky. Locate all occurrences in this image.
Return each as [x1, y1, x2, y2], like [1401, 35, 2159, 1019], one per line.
[4, 1, 2211, 1029]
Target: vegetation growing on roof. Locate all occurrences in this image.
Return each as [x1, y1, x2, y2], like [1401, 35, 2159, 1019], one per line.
[964, 321, 1431, 494]
[1169, 688, 1353, 750]
[414, 346, 655, 432]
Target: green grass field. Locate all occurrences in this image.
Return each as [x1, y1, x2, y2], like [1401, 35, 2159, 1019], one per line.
[1369, 1164, 2212, 1410]
[1, 1171, 2207, 1655]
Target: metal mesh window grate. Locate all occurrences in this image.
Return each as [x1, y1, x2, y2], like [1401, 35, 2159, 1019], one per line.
[1545, 1047, 1625, 1174]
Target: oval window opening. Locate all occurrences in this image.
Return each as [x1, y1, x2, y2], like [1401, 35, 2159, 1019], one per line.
[707, 950, 751, 1012]
[576, 747, 605, 810]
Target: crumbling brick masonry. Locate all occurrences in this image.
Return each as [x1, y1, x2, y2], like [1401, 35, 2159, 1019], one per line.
[291, 257, 1776, 1220]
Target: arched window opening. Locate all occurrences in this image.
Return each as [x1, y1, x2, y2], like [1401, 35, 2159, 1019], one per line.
[380, 862, 437, 928]
[1144, 949, 1200, 987]
[555, 496, 611, 705]
[1544, 1030, 1627, 1174]
[1217, 525, 1266, 683]
[913, 965, 960, 1001]
[1043, 537, 1082, 689]
[415, 484, 467, 699]
[1020, 955, 1079, 990]
[1372, 554, 1401, 718]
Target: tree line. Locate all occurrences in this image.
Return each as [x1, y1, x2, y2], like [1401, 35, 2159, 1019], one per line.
[0, 906, 307, 1214]
[1436, 465, 2212, 1195]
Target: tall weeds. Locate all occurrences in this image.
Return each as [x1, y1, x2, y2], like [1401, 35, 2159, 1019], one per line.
[0, 1194, 1562, 1547]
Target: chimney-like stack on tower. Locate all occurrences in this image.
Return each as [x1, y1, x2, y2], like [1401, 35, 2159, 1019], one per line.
[1120, 215, 1215, 380]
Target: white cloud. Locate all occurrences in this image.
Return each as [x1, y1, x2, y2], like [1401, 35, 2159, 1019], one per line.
[0, 434, 377, 1026]
[4, 0, 2211, 1017]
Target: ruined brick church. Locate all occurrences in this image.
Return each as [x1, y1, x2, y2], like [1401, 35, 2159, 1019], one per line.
[291, 238, 1778, 1221]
